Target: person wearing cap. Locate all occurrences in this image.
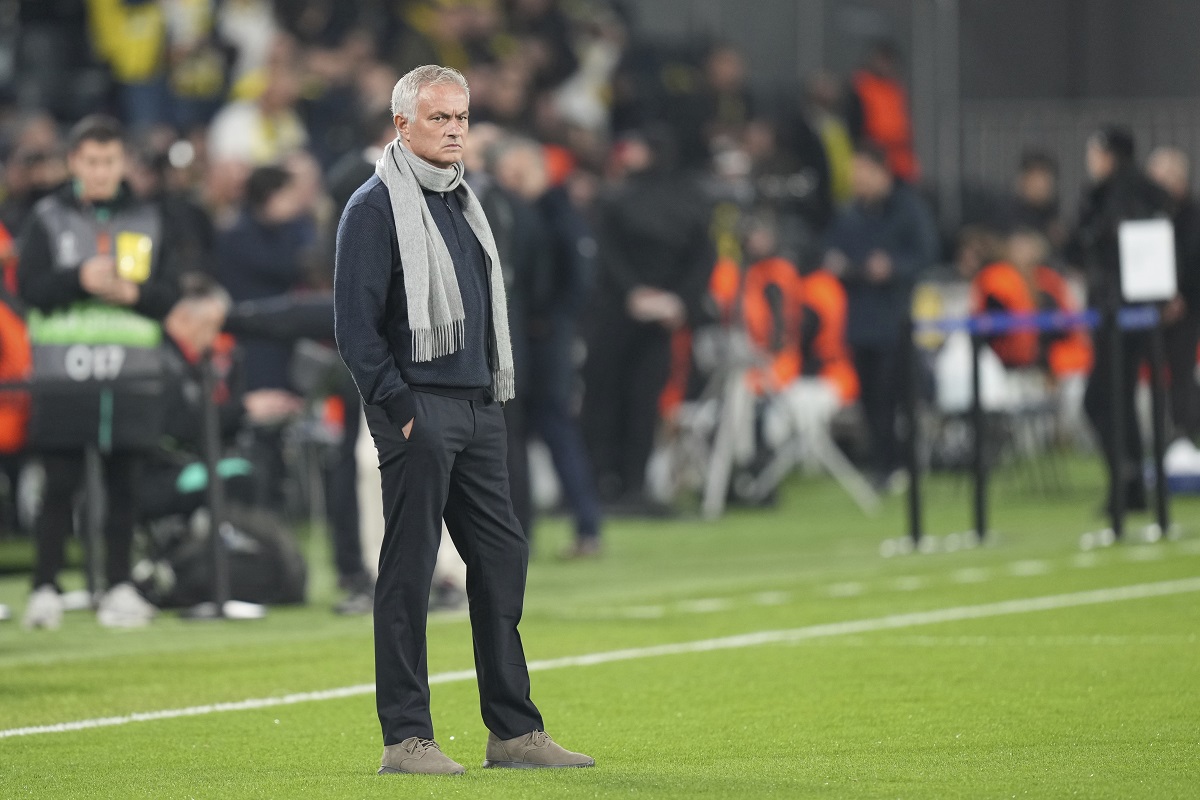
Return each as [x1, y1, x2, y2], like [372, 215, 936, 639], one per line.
[1068, 126, 1170, 515]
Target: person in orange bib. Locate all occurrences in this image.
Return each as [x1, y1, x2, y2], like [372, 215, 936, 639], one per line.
[708, 215, 860, 416]
[848, 40, 919, 183]
[970, 227, 1093, 381]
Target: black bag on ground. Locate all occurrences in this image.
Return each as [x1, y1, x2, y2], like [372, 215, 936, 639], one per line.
[137, 503, 307, 608]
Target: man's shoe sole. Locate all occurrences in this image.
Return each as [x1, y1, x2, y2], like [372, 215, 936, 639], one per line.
[481, 759, 595, 769]
[377, 766, 465, 775]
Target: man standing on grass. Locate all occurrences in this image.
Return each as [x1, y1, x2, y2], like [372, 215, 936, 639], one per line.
[333, 65, 594, 776]
[19, 115, 181, 630]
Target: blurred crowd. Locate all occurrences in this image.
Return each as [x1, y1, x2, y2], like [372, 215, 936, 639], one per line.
[1, 0, 1198, 627]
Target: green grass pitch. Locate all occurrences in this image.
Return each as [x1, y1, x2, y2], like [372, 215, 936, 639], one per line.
[1, 461, 1199, 799]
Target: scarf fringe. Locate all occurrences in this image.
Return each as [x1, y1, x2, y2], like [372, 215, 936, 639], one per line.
[380, 140, 516, 398]
[410, 319, 466, 362]
[493, 366, 516, 403]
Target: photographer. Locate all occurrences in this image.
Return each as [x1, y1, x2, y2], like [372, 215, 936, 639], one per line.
[18, 115, 182, 629]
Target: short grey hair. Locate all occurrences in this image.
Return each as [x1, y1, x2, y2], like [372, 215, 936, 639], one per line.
[390, 65, 470, 121]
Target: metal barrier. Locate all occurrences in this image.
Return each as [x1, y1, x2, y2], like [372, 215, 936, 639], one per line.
[902, 304, 1170, 546]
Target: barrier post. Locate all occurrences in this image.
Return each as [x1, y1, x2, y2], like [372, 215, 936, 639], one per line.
[82, 446, 105, 600]
[1147, 317, 1171, 536]
[903, 316, 923, 545]
[181, 353, 252, 621]
[970, 332, 988, 541]
[1106, 309, 1127, 540]
[201, 354, 232, 609]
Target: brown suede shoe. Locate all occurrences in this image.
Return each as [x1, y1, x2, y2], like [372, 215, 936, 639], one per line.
[379, 737, 466, 775]
[482, 730, 595, 769]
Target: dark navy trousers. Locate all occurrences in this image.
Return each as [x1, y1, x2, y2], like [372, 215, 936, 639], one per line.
[365, 390, 543, 745]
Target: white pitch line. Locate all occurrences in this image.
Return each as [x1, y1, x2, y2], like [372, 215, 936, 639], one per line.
[620, 605, 667, 619]
[952, 567, 991, 584]
[753, 591, 790, 606]
[3, 577, 1199, 740]
[892, 576, 926, 592]
[676, 598, 732, 614]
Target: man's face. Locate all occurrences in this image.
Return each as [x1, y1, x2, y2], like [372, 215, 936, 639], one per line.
[260, 185, 303, 225]
[496, 148, 547, 201]
[166, 298, 226, 353]
[851, 154, 891, 203]
[1147, 150, 1189, 200]
[1017, 167, 1055, 207]
[68, 139, 125, 202]
[1007, 232, 1046, 271]
[397, 83, 469, 168]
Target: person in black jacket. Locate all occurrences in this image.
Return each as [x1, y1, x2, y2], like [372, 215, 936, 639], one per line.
[18, 115, 182, 630]
[468, 136, 551, 542]
[215, 165, 316, 392]
[822, 143, 938, 490]
[491, 135, 604, 556]
[1068, 126, 1171, 516]
[334, 65, 591, 774]
[214, 165, 311, 513]
[582, 127, 715, 509]
[140, 274, 253, 522]
[1147, 146, 1200, 443]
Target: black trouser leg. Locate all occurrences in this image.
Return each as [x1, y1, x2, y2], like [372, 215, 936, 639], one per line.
[33, 451, 139, 589]
[443, 398, 543, 740]
[1165, 313, 1200, 440]
[1085, 322, 1146, 509]
[854, 345, 902, 476]
[533, 399, 602, 538]
[531, 323, 602, 538]
[102, 452, 138, 586]
[503, 397, 534, 539]
[327, 391, 366, 582]
[618, 324, 672, 497]
[32, 452, 84, 590]
[368, 392, 541, 745]
[247, 425, 287, 511]
[581, 299, 630, 492]
[368, 396, 450, 745]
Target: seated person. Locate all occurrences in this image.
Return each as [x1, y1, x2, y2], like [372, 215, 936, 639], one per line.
[798, 266, 860, 412]
[144, 274, 301, 522]
[707, 216, 859, 412]
[970, 227, 1093, 380]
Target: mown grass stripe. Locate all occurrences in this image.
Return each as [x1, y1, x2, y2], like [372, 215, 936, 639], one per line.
[3, 577, 1197, 740]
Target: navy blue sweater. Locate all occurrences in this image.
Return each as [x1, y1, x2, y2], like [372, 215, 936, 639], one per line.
[216, 211, 315, 390]
[334, 174, 493, 429]
[823, 184, 938, 349]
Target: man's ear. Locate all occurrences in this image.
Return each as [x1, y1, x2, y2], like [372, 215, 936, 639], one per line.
[394, 114, 408, 141]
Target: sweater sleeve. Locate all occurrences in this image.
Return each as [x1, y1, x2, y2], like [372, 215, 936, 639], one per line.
[16, 214, 88, 312]
[595, 197, 642, 295]
[891, 192, 939, 283]
[333, 201, 415, 429]
[677, 216, 717, 325]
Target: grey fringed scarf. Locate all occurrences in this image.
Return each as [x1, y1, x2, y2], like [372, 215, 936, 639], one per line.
[375, 139, 515, 402]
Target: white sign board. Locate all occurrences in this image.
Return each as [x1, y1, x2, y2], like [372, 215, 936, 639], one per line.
[1119, 218, 1177, 303]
